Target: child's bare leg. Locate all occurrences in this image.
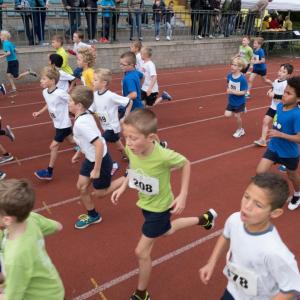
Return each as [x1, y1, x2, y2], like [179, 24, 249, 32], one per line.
[224, 110, 232, 118]
[135, 235, 155, 291]
[234, 112, 242, 129]
[165, 217, 198, 235]
[66, 134, 75, 144]
[256, 158, 274, 174]
[0, 144, 7, 155]
[92, 176, 125, 198]
[77, 175, 94, 210]
[49, 140, 60, 168]
[247, 73, 256, 93]
[262, 75, 273, 86]
[286, 169, 300, 193]
[6, 74, 16, 91]
[153, 96, 162, 106]
[260, 115, 272, 142]
[16, 70, 30, 79]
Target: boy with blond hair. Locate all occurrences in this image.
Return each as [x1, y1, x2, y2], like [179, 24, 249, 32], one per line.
[111, 109, 217, 300]
[200, 172, 300, 300]
[0, 178, 65, 300]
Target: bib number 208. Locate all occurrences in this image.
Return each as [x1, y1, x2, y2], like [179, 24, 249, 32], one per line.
[132, 178, 153, 193]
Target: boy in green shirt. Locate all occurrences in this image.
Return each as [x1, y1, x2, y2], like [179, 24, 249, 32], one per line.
[0, 179, 65, 300]
[111, 109, 218, 300]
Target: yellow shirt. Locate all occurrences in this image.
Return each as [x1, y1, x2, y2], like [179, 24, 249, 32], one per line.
[284, 20, 293, 31]
[56, 47, 73, 75]
[262, 20, 269, 31]
[81, 68, 94, 89]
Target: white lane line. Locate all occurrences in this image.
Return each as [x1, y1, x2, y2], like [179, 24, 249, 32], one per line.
[0, 101, 44, 109]
[34, 143, 254, 213]
[72, 229, 223, 300]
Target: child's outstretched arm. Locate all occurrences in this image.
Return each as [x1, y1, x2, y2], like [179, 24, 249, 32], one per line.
[199, 235, 230, 285]
[32, 104, 48, 118]
[271, 292, 295, 300]
[111, 176, 129, 205]
[268, 131, 300, 144]
[169, 159, 190, 214]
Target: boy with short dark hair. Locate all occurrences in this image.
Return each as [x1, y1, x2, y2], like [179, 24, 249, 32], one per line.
[69, 86, 125, 229]
[256, 76, 300, 211]
[200, 172, 300, 300]
[111, 108, 217, 300]
[0, 178, 65, 300]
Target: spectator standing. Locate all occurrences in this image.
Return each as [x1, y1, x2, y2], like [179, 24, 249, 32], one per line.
[33, 0, 48, 45]
[208, 0, 221, 38]
[222, 0, 241, 37]
[62, 0, 82, 40]
[84, 0, 98, 43]
[112, 0, 123, 41]
[152, 0, 165, 41]
[283, 15, 292, 31]
[190, 0, 210, 39]
[128, 0, 144, 41]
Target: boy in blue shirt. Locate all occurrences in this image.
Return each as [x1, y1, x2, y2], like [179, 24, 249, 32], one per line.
[120, 51, 144, 111]
[246, 37, 272, 98]
[0, 30, 37, 93]
[256, 76, 300, 211]
[225, 57, 248, 138]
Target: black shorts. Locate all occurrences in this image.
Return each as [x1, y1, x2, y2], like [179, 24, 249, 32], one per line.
[141, 90, 158, 106]
[220, 289, 234, 300]
[141, 209, 171, 238]
[226, 103, 246, 113]
[54, 127, 72, 143]
[7, 60, 19, 78]
[263, 149, 299, 171]
[241, 63, 250, 74]
[253, 69, 267, 76]
[265, 107, 276, 118]
[103, 130, 120, 143]
[79, 153, 112, 189]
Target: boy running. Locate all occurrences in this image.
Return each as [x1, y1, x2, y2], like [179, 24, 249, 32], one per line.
[111, 109, 217, 300]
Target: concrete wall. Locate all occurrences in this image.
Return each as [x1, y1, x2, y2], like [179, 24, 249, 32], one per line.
[0, 38, 240, 83]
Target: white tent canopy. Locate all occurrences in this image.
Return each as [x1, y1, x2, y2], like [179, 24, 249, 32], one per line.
[242, 0, 300, 11]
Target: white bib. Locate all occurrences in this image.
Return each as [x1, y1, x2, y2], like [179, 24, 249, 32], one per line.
[228, 80, 241, 92]
[224, 261, 258, 296]
[127, 169, 159, 196]
[253, 54, 260, 64]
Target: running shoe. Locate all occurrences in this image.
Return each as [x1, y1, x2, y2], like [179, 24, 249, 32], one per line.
[5, 125, 15, 142]
[278, 165, 287, 173]
[245, 92, 251, 98]
[288, 196, 300, 211]
[28, 68, 38, 77]
[159, 140, 168, 148]
[75, 214, 102, 229]
[254, 139, 267, 147]
[0, 154, 14, 164]
[0, 84, 6, 95]
[130, 291, 150, 300]
[233, 128, 245, 138]
[0, 171, 6, 180]
[199, 208, 218, 230]
[111, 162, 119, 176]
[161, 91, 172, 101]
[34, 169, 53, 181]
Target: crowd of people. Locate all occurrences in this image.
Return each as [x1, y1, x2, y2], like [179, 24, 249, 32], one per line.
[0, 10, 300, 299]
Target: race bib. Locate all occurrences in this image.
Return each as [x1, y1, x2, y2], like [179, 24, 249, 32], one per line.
[224, 261, 258, 296]
[127, 169, 159, 196]
[253, 54, 260, 64]
[49, 111, 56, 119]
[228, 80, 240, 92]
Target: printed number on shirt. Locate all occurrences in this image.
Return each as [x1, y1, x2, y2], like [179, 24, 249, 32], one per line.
[127, 169, 159, 196]
[99, 112, 110, 124]
[224, 262, 258, 296]
[228, 80, 240, 92]
[49, 112, 56, 119]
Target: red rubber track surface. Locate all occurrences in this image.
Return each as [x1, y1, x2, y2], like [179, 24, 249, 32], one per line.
[1, 58, 300, 300]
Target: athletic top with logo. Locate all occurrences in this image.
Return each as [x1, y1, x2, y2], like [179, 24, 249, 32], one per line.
[57, 69, 75, 92]
[42, 87, 71, 129]
[223, 212, 300, 300]
[141, 60, 159, 93]
[239, 45, 253, 64]
[270, 79, 287, 110]
[227, 73, 248, 107]
[252, 48, 266, 73]
[269, 103, 300, 158]
[125, 143, 186, 212]
[0, 212, 65, 300]
[73, 112, 107, 162]
[90, 90, 130, 133]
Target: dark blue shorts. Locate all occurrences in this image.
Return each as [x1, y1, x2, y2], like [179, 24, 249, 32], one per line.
[80, 153, 112, 190]
[265, 107, 276, 118]
[141, 90, 158, 106]
[220, 289, 234, 300]
[141, 209, 171, 238]
[226, 103, 246, 113]
[241, 63, 250, 74]
[54, 127, 72, 143]
[263, 149, 299, 171]
[7, 60, 19, 78]
[253, 69, 267, 76]
[103, 130, 120, 143]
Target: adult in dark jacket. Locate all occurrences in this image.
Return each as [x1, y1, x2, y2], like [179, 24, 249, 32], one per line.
[190, 0, 209, 38]
[221, 0, 241, 37]
[84, 0, 98, 42]
[152, 0, 165, 40]
[62, 0, 82, 39]
[33, 0, 48, 45]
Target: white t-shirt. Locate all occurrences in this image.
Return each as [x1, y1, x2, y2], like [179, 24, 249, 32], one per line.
[89, 90, 130, 133]
[141, 60, 159, 93]
[57, 69, 75, 92]
[223, 212, 300, 300]
[136, 52, 144, 73]
[42, 87, 71, 129]
[73, 112, 107, 162]
[73, 42, 91, 55]
[270, 79, 287, 110]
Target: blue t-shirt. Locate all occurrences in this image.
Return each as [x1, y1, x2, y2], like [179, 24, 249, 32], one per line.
[100, 0, 115, 17]
[227, 73, 248, 107]
[122, 70, 144, 111]
[253, 48, 266, 72]
[269, 103, 300, 158]
[3, 40, 17, 62]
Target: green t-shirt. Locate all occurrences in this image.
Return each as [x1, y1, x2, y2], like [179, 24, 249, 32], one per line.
[125, 143, 187, 212]
[239, 45, 253, 64]
[0, 212, 65, 300]
[56, 47, 73, 75]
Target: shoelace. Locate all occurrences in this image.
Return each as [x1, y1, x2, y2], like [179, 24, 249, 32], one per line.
[78, 214, 89, 222]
